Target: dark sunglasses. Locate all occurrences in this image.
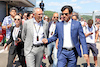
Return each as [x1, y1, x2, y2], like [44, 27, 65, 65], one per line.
[54, 17, 58, 18]
[38, 13, 44, 15]
[14, 18, 20, 21]
[61, 13, 69, 16]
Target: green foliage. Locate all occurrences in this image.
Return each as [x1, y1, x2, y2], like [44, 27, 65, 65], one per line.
[81, 15, 92, 22]
[44, 11, 56, 19]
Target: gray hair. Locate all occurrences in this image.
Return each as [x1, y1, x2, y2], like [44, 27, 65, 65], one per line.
[33, 7, 41, 14]
[10, 7, 18, 13]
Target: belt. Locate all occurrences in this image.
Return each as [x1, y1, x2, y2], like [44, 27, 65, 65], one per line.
[33, 44, 44, 47]
[62, 47, 75, 51]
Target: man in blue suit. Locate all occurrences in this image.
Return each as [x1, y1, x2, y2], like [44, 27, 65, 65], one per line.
[42, 5, 88, 67]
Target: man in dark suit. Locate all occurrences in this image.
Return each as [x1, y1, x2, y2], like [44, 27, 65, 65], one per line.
[39, 0, 44, 11]
[42, 5, 88, 67]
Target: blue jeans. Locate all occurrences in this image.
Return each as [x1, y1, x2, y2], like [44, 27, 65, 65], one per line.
[47, 42, 58, 67]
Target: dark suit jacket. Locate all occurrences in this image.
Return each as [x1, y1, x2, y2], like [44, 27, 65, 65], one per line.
[7, 26, 24, 55]
[48, 19, 88, 58]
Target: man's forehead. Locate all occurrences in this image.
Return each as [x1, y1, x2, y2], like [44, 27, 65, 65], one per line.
[53, 13, 58, 17]
[36, 8, 42, 12]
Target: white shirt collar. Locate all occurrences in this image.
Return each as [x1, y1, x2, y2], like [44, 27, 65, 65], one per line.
[64, 19, 72, 23]
[34, 18, 42, 24]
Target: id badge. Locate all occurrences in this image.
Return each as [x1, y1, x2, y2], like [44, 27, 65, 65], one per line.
[37, 36, 39, 41]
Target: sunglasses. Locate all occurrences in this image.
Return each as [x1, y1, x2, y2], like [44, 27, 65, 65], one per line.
[54, 17, 58, 18]
[61, 13, 69, 16]
[37, 13, 44, 15]
[14, 18, 20, 21]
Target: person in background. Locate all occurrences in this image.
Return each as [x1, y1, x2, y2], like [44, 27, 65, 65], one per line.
[22, 13, 27, 25]
[83, 19, 99, 67]
[2, 7, 17, 50]
[80, 17, 86, 27]
[27, 12, 33, 20]
[95, 19, 100, 42]
[39, 0, 44, 11]
[47, 13, 59, 67]
[59, 14, 64, 22]
[0, 22, 2, 35]
[44, 15, 49, 22]
[18, 13, 22, 19]
[4, 15, 26, 67]
[72, 12, 79, 21]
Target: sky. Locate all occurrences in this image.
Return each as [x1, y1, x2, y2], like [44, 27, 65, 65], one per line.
[36, 0, 100, 14]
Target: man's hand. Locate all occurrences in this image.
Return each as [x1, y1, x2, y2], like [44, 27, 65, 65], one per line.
[95, 39, 97, 43]
[83, 54, 88, 61]
[42, 38, 48, 44]
[3, 43, 7, 50]
[89, 32, 93, 35]
[16, 38, 21, 43]
[7, 24, 12, 29]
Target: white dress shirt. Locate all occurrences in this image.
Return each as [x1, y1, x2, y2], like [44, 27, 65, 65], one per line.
[49, 21, 56, 38]
[63, 19, 75, 49]
[33, 20, 44, 44]
[13, 26, 20, 40]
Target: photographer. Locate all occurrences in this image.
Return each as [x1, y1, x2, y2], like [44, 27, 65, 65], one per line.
[4, 15, 26, 67]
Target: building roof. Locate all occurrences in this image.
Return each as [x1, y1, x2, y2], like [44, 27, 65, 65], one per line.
[0, 0, 35, 7]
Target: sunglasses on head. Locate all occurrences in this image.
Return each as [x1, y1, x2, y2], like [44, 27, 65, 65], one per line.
[61, 13, 69, 16]
[14, 18, 20, 21]
[54, 17, 58, 18]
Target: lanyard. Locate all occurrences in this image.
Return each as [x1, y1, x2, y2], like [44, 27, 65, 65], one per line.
[33, 22, 41, 36]
[88, 27, 93, 32]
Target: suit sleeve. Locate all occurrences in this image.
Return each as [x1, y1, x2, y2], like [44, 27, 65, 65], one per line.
[6, 27, 14, 45]
[47, 23, 58, 44]
[22, 21, 27, 42]
[78, 22, 88, 54]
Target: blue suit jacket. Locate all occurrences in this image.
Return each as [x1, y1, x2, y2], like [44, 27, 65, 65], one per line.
[48, 19, 88, 58]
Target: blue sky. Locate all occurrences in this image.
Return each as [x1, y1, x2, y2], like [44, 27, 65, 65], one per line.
[36, 0, 100, 13]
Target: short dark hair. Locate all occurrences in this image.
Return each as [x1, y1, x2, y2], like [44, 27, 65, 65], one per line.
[10, 7, 18, 12]
[72, 12, 79, 19]
[87, 19, 93, 25]
[61, 5, 73, 14]
[27, 12, 32, 17]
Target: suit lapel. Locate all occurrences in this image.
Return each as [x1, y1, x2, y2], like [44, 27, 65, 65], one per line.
[31, 19, 34, 36]
[61, 21, 64, 39]
[42, 20, 47, 38]
[71, 19, 74, 38]
[17, 26, 21, 38]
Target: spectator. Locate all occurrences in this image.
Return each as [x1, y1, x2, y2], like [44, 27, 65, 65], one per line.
[83, 19, 99, 67]
[0, 22, 2, 35]
[18, 13, 22, 19]
[47, 13, 59, 67]
[72, 12, 79, 21]
[59, 14, 64, 22]
[44, 15, 49, 22]
[80, 17, 86, 27]
[2, 7, 17, 50]
[95, 19, 100, 42]
[27, 12, 33, 20]
[22, 13, 27, 25]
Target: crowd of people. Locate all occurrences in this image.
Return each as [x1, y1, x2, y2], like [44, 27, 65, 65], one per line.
[0, 5, 99, 67]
